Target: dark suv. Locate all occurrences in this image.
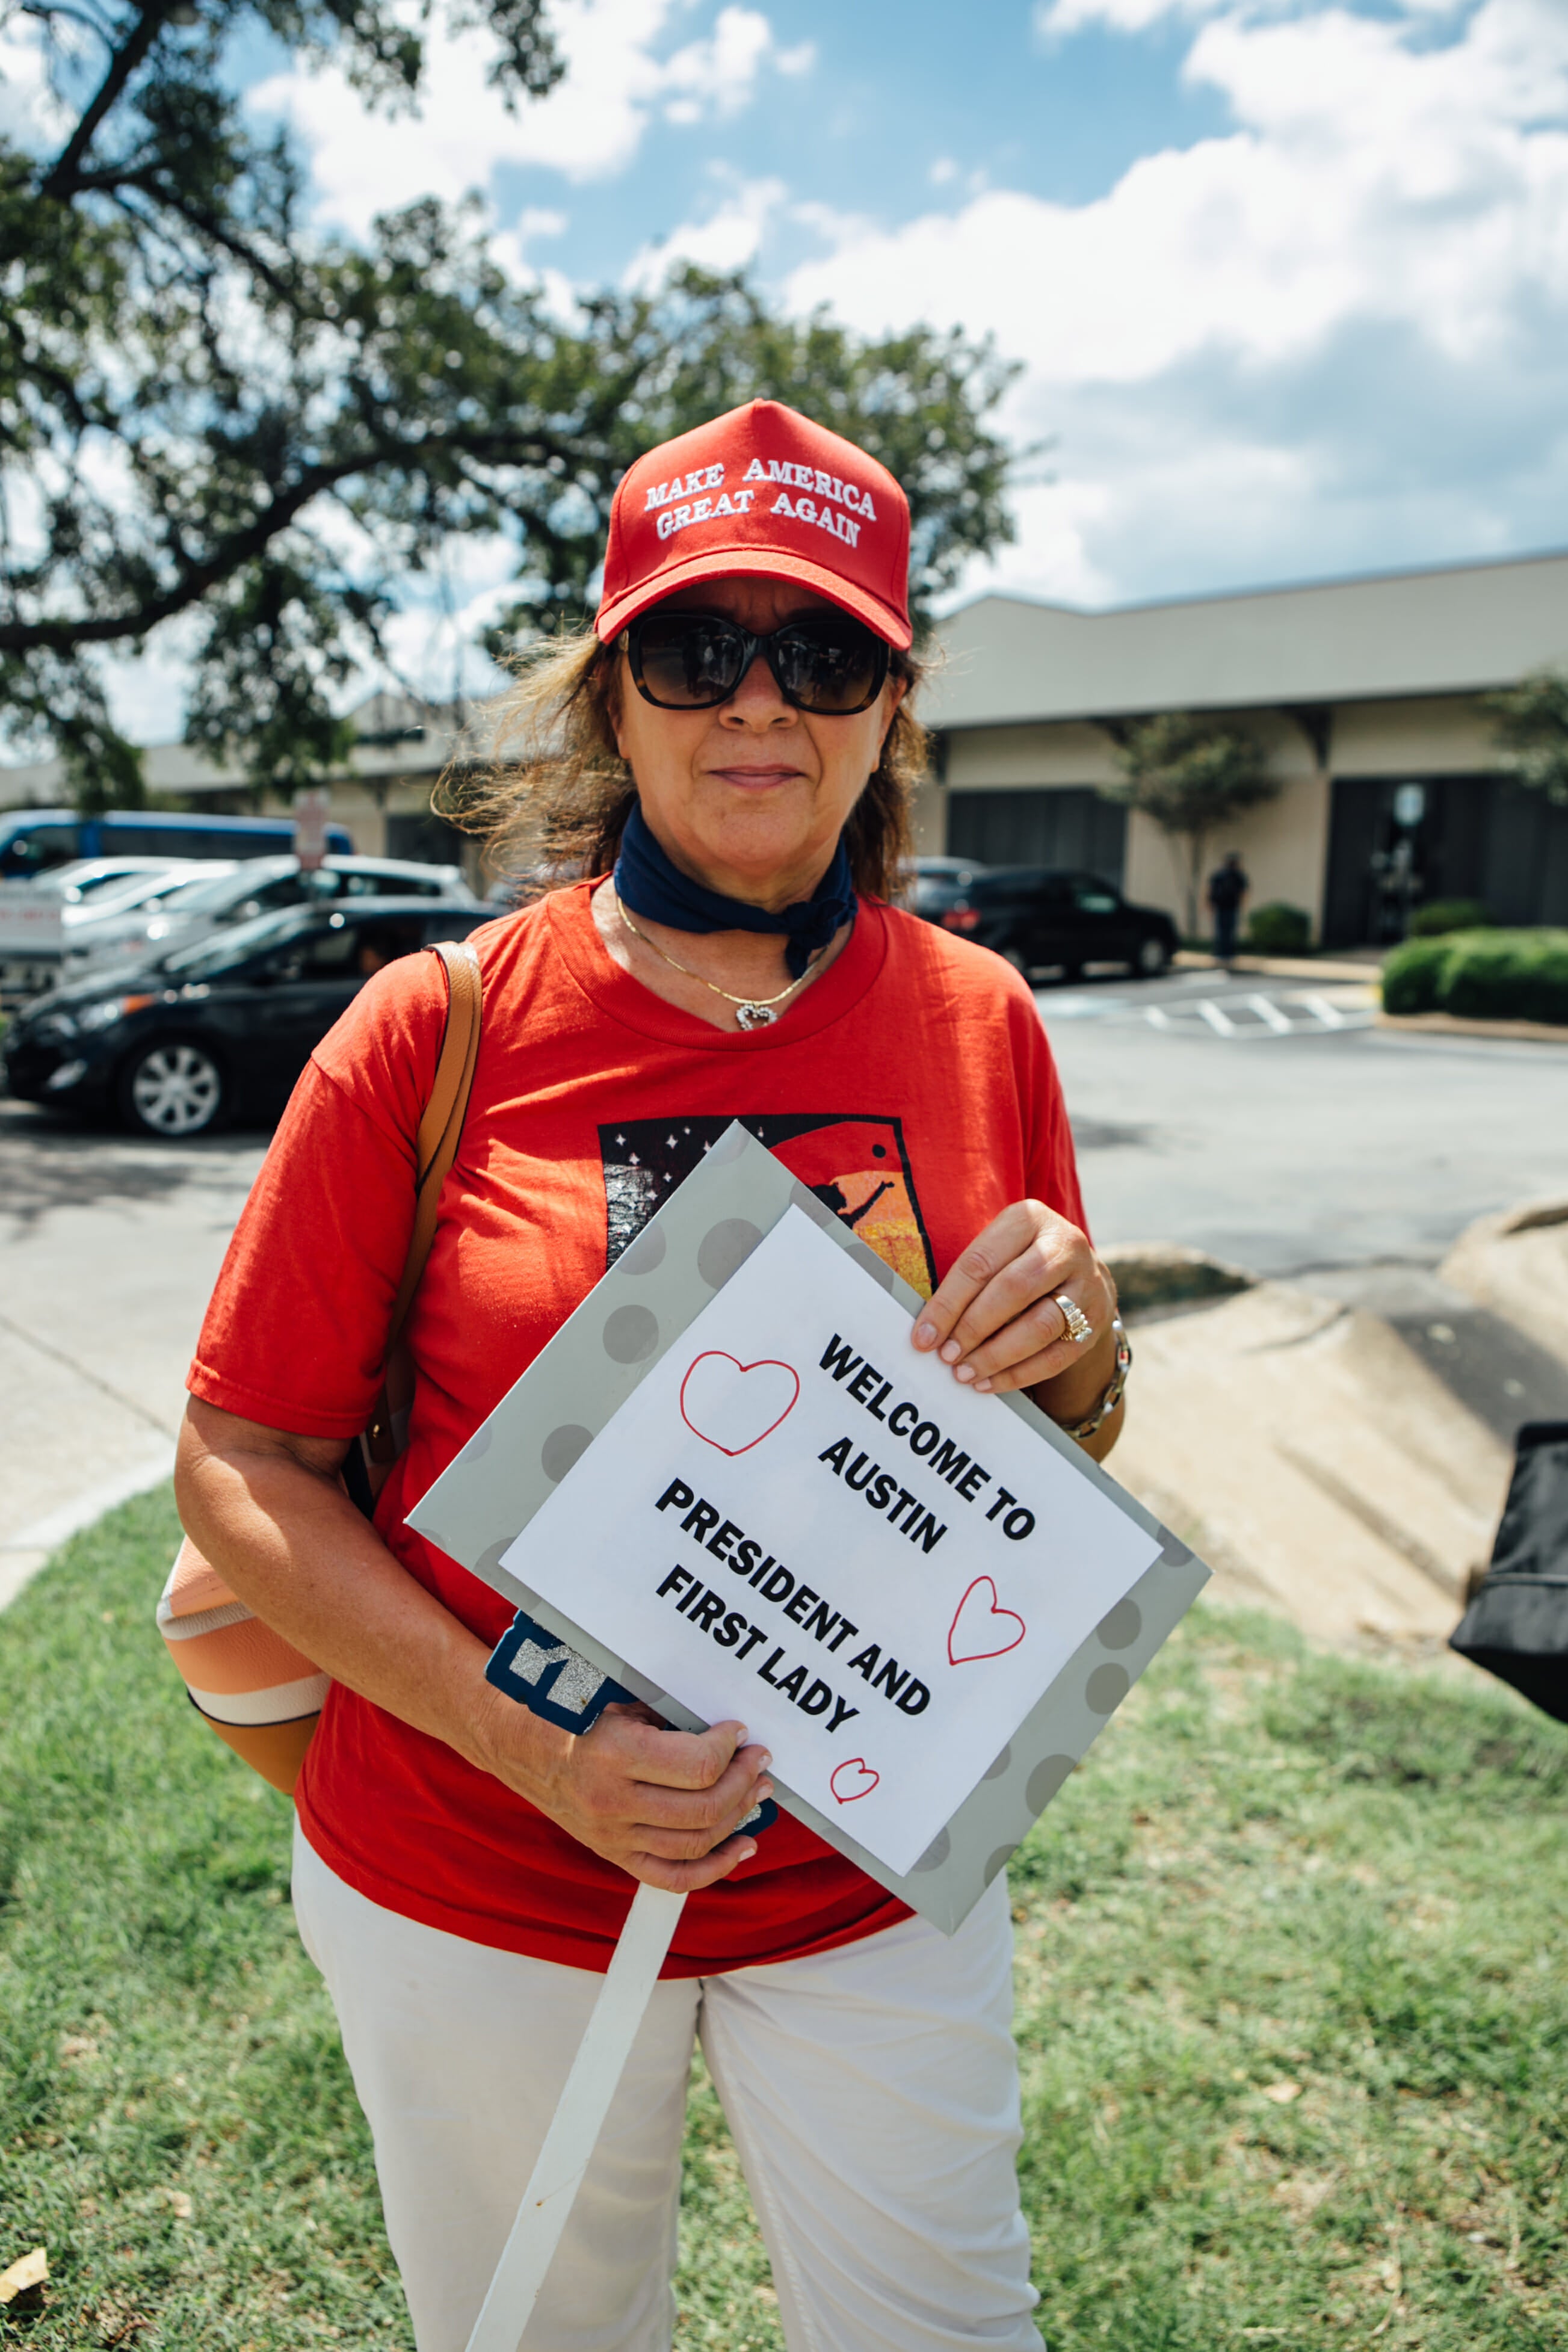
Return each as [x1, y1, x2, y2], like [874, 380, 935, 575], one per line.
[933, 868, 1178, 981]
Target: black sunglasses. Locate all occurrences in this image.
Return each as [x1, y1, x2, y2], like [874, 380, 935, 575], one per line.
[625, 609, 891, 716]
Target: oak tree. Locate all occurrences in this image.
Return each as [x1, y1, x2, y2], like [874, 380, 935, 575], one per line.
[1486, 668, 1568, 808]
[2, 0, 1017, 805]
[1100, 712, 1279, 939]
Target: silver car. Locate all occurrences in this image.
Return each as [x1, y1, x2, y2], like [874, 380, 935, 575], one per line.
[1, 859, 238, 999]
[65, 853, 478, 972]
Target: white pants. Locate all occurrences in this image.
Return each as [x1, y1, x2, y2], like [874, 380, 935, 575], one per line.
[291, 1824, 1043, 2352]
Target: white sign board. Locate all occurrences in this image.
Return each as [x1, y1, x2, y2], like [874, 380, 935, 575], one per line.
[411, 1121, 1209, 1932]
[501, 1207, 1158, 1876]
[0, 884, 64, 958]
[292, 786, 331, 871]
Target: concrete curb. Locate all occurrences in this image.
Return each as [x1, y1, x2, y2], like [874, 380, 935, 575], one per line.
[0, 1441, 176, 1614]
[1174, 951, 1381, 982]
[1377, 1010, 1568, 1046]
[1101, 1242, 1256, 1318]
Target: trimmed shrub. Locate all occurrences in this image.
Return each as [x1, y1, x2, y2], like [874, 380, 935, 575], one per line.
[1381, 934, 1451, 1014]
[1445, 932, 1568, 1023]
[1408, 898, 1492, 937]
[1381, 929, 1568, 1023]
[1245, 900, 1312, 954]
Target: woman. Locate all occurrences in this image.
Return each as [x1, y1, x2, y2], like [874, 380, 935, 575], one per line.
[175, 398, 1128, 2352]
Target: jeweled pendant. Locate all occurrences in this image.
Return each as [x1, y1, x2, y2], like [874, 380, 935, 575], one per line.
[735, 1002, 778, 1031]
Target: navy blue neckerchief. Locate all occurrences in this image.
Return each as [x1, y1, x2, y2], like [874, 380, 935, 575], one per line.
[613, 800, 856, 981]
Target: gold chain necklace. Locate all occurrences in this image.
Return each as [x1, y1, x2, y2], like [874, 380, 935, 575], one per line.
[614, 894, 819, 1030]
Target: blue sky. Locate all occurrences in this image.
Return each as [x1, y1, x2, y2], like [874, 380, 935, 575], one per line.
[8, 0, 1568, 732]
[248, 0, 1568, 692]
[495, 6, 1236, 286]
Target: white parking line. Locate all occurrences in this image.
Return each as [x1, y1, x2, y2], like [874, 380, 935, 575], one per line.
[1130, 986, 1378, 1040]
[1249, 993, 1295, 1034]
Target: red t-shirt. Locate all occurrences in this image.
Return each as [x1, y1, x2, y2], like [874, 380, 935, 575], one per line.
[190, 882, 1087, 1975]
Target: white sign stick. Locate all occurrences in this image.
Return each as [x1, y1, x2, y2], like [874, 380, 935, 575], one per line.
[463, 1883, 687, 2352]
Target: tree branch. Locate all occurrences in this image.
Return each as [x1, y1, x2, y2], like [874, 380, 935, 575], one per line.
[18, 0, 117, 44]
[39, 0, 173, 200]
[0, 428, 570, 655]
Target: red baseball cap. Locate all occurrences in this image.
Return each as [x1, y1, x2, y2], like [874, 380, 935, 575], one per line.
[594, 398, 912, 651]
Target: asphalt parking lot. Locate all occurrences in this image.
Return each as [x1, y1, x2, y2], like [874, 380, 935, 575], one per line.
[3, 962, 1566, 1592]
[1040, 968, 1568, 1277]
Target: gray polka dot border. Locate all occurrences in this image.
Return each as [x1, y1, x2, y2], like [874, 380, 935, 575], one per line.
[697, 1218, 763, 1290]
[406, 1116, 1211, 1939]
[602, 1303, 659, 1363]
[541, 1425, 593, 1484]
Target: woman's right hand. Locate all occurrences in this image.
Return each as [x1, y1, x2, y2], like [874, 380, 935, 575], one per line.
[474, 1688, 774, 1892]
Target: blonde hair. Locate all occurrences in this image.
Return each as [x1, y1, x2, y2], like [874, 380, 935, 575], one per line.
[438, 626, 928, 901]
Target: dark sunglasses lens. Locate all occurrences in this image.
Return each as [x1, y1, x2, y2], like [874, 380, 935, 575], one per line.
[635, 615, 746, 707]
[773, 621, 886, 713]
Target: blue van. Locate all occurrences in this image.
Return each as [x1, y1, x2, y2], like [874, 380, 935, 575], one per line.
[0, 806, 354, 880]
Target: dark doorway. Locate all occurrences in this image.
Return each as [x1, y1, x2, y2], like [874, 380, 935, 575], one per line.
[386, 807, 471, 868]
[946, 788, 1127, 885]
[1324, 774, 1568, 946]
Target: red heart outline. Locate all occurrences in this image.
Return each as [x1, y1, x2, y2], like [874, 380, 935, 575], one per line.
[947, 1576, 1027, 1665]
[830, 1756, 880, 1804]
[679, 1352, 800, 1456]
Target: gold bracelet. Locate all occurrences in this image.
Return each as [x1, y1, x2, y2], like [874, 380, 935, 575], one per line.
[1059, 1318, 1131, 1441]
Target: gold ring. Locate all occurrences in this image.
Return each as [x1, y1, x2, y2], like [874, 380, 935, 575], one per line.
[1054, 1292, 1094, 1346]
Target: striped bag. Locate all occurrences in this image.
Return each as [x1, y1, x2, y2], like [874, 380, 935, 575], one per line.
[158, 939, 483, 1794]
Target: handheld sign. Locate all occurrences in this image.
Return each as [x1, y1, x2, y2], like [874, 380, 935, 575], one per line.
[411, 1120, 1209, 1933]
[496, 1203, 1158, 1877]
[415, 1122, 1210, 2348]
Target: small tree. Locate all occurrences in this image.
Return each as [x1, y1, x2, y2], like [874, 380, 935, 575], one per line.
[1484, 668, 1568, 807]
[1100, 713, 1279, 940]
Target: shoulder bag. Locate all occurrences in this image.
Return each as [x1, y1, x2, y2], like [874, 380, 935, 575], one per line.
[156, 938, 483, 1794]
[1449, 1419, 1568, 1723]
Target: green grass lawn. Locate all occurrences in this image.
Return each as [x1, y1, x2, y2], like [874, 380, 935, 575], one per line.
[3, 1487, 1566, 2350]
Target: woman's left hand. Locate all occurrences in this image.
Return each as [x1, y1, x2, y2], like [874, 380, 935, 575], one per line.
[911, 1200, 1117, 1400]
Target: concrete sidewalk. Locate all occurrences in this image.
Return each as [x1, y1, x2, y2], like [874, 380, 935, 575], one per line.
[0, 1105, 265, 1607]
[1105, 1202, 1568, 1657]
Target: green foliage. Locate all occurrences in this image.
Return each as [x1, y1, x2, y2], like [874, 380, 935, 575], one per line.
[8, 1503, 1568, 2348]
[3, 1, 1017, 815]
[1407, 899, 1493, 939]
[1100, 715, 1279, 937]
[1485, 669, 1568, 808]
[478, 278, 1020, 662]
[1381, 934, 1452, 1013]
[1381, 929, 1568, 1024]
[1244, 901, 1311, 954]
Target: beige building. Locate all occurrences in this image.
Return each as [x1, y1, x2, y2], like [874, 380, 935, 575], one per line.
[5, 552, 1568, 941]
[919, 549, 1568, 945]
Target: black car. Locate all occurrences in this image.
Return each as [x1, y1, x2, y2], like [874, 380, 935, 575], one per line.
[903, 856, 993, 922]
[4, 898, 484, 1137]
[931, 868, 1178, 981]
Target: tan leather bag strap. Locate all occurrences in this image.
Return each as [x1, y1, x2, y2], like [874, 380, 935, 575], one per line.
[363, 939, 482, 1465]
[387, 937, 483, 1348]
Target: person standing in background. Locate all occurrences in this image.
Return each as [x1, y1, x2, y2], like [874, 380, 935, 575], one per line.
[1207, 850, 1249, 963]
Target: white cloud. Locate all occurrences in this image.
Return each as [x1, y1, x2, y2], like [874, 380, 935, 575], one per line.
[250, 0, 807, 238]
[0, 13, 67, 150]
[661, 6, 782, 125]
[487, 206, 569, 288]
[1038, 0, 1223, 32]
[787, 0, 1568, 604]
[623, 172, 786, 286]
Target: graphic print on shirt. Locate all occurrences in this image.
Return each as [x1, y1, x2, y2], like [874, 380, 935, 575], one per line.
[599, 1113, 938, 1298]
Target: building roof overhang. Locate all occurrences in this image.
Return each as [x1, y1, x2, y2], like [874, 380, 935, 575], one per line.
[925, 548, 1568, 733]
